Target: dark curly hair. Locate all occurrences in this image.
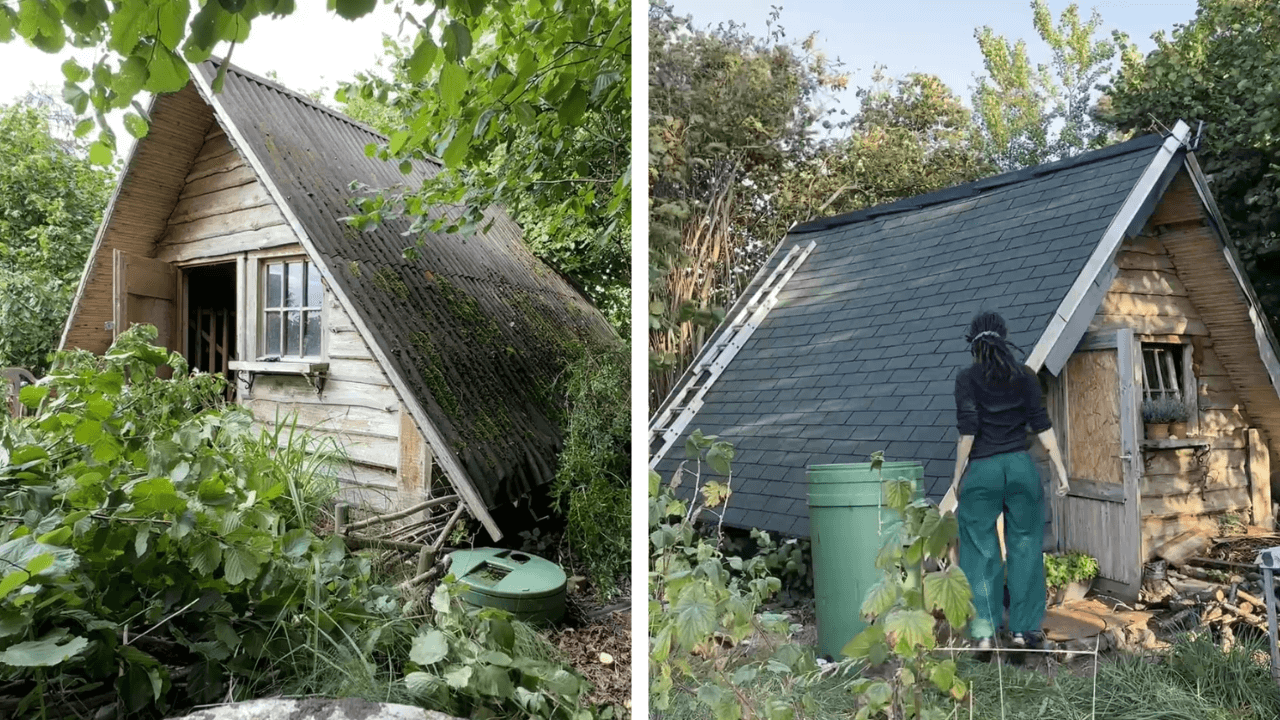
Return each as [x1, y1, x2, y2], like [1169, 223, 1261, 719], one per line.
[965, 311, 1023, 382]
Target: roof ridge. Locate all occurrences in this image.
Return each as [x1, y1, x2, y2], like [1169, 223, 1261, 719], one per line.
[790, 131, 1169, 234]
[203, 57, 398, 148]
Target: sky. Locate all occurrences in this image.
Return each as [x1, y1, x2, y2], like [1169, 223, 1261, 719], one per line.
[667, 0, 1200, 115]
[0, 4, 409, 144]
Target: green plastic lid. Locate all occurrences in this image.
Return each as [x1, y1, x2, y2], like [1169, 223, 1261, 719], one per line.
[449, 548, 567, 600]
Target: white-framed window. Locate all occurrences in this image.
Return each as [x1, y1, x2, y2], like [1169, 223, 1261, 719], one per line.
[1140, 339, 1198, 435]
[260, 258, 323, 359]
[1141, 343, 1184, 401]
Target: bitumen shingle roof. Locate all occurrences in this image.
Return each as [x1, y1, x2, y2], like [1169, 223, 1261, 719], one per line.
[652, 132, 1169, 538]
[200, 61, 616, 509]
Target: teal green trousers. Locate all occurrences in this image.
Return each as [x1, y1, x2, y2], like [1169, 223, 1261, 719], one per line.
[957, 450, 1046, 639]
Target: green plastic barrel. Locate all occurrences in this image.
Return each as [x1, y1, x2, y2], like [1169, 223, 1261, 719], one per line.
[807, 461, 923, 660]
[449, 548, 567, 624]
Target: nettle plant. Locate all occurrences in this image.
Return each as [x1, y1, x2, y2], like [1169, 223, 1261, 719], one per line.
[649, 431, 825, 720]
[843, 453, 975, 720]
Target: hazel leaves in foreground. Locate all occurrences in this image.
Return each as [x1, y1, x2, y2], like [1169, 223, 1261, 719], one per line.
[843, 461, 974, 719]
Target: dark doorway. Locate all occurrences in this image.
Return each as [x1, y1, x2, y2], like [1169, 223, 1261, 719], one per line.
[185, 263, 237, 398]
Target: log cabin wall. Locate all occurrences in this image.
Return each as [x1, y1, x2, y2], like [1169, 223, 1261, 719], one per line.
[62, 86, 214, 353]
[1081, 170, 1280, 560]
[154, 124, 297, 264]
[85, 117, 439, 513]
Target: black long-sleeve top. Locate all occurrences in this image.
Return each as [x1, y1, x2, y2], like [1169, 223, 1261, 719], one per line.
[954, 364, 1053, 460]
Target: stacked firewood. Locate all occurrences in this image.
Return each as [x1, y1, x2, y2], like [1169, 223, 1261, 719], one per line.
[1142, 533, 1277, 651]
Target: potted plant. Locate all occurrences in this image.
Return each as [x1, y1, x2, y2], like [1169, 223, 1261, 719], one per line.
[1141, 396, 1184, 440]
[1044, 550, 1099, 605]
[1166, 400, 1192, 439]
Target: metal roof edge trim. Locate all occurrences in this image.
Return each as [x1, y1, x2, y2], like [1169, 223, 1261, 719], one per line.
[1184, 152, 1280, 403]
[187, 63, 503, 541]
[58, 91, 165, 351]
[789, 133, 1166, 235]
[1026, 120, 1192, 375]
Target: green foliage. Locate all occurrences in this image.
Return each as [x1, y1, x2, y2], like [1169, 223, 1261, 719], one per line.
[0, 324, 604, 718]
[972, 0, 1121, 170]
[0, 325, 396, 715]
[650, 432, 838, 720]
[843, 452, 973, 720]
[1043, 550, 1099, 590]
[648, 3, 848, 391]
[962, 632, 1280, 719]
[0, 100, 114, 372]
[402, 579, 603, 719]
[721, 532, 813, 608]
[648, 4, 988, 405]
[338, 0, 630, 334]
[1100, 0, 1280, 334]
[550, 343, 629, 598]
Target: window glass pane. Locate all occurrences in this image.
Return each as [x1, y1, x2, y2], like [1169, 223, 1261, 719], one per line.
[265, 311, 281, 355]
[306, 263, 323, 307]
[286, 310, 302, 356]
[267, 264, 282, 308]
[286, 262, 303, 309]
[304, 311, 321, 356]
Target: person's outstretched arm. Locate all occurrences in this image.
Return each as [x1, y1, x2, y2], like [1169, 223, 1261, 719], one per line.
[1037, 428, 1069, 496]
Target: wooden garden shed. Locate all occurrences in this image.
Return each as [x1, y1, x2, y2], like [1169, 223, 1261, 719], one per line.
[650, 121, 1280, 599]
[59, 59, 614, 541]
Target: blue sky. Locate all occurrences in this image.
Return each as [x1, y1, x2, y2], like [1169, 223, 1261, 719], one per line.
[667, 0, 1200, 114]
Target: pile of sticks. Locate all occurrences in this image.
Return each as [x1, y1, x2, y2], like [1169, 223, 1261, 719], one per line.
[334, 494, 466, 590]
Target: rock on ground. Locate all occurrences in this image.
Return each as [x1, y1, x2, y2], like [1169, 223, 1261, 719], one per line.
[167, 698, 462, 720]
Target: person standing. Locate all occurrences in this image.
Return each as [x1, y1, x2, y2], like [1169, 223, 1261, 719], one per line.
[950, 312, 1069, 661]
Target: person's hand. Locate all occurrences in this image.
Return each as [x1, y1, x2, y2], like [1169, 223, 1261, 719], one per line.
[1053, 463, 1070, 497]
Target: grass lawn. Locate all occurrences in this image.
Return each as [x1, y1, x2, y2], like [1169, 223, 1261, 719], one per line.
[654, 633, 1280, 720]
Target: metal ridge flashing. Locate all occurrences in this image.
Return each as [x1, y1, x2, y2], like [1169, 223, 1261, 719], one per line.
[790, 132, 1166, 235]
[1025, 120, 1192, 375]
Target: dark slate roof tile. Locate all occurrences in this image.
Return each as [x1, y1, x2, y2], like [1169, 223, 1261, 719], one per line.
[654, 132, 1170, 537]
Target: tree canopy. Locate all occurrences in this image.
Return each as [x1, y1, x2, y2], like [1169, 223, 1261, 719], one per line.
[0, 99, 114, 372]
[972, 0, 1121, 171]
[0, 0, 629, 332]
[338, 1, 630, 333]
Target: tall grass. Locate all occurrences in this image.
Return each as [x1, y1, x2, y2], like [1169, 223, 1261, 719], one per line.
[961, 633, 1280, 720]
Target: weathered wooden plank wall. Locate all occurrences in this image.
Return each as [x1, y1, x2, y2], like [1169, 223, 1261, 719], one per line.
[1079, 170, 1275, 560]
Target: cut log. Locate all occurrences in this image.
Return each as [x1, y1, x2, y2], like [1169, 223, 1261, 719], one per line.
[1156, 529, 1213, 566]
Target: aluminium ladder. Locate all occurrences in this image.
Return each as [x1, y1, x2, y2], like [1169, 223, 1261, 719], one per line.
[649, 240, 817, 467]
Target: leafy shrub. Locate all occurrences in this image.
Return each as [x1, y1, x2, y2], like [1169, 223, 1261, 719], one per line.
[1043, 550, 1099, 590]
[844, 453, 974, 720]
[402, 579, 603, 719]
[0, 326, 601, 719]
[0, 326, 398, 716]
[649, 431, 837, 720]
[550, 343, 629, 596]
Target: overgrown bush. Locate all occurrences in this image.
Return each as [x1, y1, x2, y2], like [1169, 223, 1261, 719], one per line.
[649, 431, 847, 719]
[0, 326, 603, 719]
[551, 343, 629, 597]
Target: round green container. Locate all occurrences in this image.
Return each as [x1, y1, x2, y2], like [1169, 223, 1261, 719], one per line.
[449, 548, 567, 624]
[807, 461, 923, 660]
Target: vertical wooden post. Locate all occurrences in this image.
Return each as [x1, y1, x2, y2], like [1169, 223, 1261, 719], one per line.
[1249, 429, 1273, 529]
[335, 503, 350, 536]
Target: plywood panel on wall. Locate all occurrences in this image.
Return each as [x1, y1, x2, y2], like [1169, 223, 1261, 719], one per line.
[1067, 350, 1121, 484]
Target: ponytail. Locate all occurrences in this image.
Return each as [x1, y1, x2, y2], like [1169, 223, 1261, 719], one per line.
[966, 312, 1022, 383]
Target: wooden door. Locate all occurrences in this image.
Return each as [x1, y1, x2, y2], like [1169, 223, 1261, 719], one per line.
[1059, 327, 1143, 599]
[113, 250, 179, 363]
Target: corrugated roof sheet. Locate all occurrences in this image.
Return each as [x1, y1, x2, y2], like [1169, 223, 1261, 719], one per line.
[199, 60, 615, 508]
[652, 133, 1169, 537]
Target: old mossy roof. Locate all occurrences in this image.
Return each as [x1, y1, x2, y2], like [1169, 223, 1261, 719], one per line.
[652, 133, 1170, 537]
[199, 60, 615, 508]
